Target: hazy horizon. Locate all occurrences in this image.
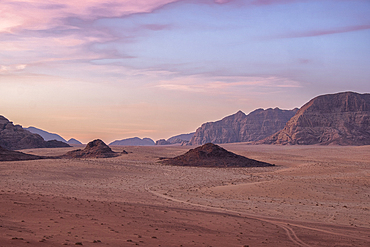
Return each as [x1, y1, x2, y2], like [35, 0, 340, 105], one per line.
[1, 0, 369, 144]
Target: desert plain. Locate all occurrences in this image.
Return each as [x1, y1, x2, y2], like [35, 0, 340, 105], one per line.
[0, 144, 369, 246]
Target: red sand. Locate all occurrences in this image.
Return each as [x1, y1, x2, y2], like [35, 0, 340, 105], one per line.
[1, 144, 369, 246]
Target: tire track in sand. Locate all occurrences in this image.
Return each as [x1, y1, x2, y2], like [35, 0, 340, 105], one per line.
[145, 180, 370, 246]
[145, 181, 310, 247]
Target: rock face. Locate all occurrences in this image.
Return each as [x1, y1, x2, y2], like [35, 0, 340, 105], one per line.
[261, 92, 370, 145]
[160, 143, 273, 168]
[156, 132, 195, 146]
[0, 145, 45, 161]
[63, 139, 119, 158]
[168, 133, 194, 142]
[0, 116, 70, 150]
[156, 139, 171, 145]
[109, 137, 155, 146]
[189, 108, 298, 145]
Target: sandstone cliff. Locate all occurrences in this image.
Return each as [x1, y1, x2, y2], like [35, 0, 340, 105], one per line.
[0, 116, 70, 150]
[189, 108, 298, 145]
[261, 92, 370, 145]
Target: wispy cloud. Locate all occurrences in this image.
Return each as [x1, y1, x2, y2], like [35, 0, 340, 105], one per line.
[0, 0, 180, 33]
[251, 0, 297, 6]
[0, 64, 27, 74]
[154, 75, 301, 93]
[273, 24, 370, 39]
[0, 0, 184, 75]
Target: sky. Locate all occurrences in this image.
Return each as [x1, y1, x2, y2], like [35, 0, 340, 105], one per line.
[1, 0, 369, 143]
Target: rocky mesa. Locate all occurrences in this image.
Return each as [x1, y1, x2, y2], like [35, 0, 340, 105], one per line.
[109, 137, 155, 146]
[261, 92, 370, 145]
[189, 108, 298, 145]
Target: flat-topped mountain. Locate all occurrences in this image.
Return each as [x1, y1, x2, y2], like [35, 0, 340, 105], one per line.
[63, 139, 120, 158]
[0, 116, 70, 150]
[160, 143, 273, 168]
[109, 137, 155, 146]
[189, 108, 298, 145]
[261, 92, 370, 145]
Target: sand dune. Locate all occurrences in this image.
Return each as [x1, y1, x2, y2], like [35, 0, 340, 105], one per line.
[0, 144, 369, 246]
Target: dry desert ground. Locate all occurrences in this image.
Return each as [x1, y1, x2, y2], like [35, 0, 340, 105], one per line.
[0, 144, 369, 246]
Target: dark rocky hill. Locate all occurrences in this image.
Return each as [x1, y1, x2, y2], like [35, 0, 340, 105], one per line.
[261, 92, 370, 145]
[0, 116, 70, 150]
[0, 145, 45, 161]
[189, 108, 297, 145]
[62, 139, 120, 158]
[160, 143, 273, 168]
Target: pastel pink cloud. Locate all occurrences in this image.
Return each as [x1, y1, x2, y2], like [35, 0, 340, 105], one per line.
[0, 0, 179, 33]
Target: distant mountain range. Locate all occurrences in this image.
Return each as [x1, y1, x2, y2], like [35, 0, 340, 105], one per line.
[24, 127, 82, 145]
[109, 137, 155, 146]
[67, 138, 83, 145]
[2, 91, 369, 149]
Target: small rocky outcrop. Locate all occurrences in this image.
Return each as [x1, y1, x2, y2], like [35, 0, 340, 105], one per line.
[189, 108, 298, 145]
[0, 116, 70, 150]
[62, 139, 120, 158]
[160, 143, 273, 168]
[261, 92, 370, 145]
[0, 145, 44, 161]
[156, 139, 171, 145]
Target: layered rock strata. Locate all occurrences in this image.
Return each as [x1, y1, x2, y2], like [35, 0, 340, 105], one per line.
[261, 92, 370, 145]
